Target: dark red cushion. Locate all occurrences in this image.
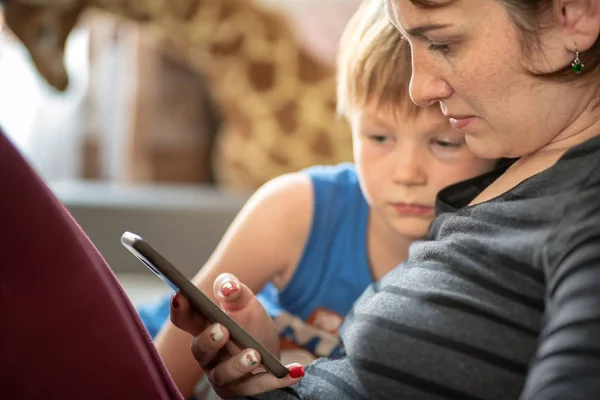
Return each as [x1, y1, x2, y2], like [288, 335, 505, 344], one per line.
[0, 129, 183, 400]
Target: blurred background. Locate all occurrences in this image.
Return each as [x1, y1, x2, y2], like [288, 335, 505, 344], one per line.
[0, 0, 361, 304]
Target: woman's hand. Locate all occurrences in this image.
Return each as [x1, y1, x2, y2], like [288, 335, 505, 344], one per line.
[169, 273, 305, 397]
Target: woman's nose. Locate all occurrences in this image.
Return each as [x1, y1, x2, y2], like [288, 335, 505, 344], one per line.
[409, 52, 453, 108]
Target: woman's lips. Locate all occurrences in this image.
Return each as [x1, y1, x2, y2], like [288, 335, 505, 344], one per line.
[448, 116, 474, 130]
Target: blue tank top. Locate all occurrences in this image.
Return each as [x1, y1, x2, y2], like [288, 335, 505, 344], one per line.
[136, 164, 373, 358]
[256, 163, 373, 359]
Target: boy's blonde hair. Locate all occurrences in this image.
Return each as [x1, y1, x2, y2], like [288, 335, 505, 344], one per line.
[337, 0, 420, 118]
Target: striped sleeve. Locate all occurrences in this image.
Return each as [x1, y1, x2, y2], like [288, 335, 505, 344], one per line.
[520, 221, 600, 398]
[243, 269, 540, 399]
[239, 233, 600, 399]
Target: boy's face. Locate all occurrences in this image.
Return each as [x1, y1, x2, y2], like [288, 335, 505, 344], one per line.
[351, 101, 496, 239]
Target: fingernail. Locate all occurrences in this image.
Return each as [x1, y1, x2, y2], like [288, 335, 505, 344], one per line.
[209, 370, 221, 386]
[221, 281, 239, 297]
[209, 324, 224, 342]
[241, 350, 259, 367]
[171, 294, 180, 309]
[289, 365, 304, 379]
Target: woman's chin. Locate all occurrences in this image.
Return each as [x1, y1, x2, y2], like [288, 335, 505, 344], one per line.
[465, 134, 510, 160]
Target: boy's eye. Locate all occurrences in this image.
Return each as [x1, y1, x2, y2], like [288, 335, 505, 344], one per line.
[369, 135, 391, 144]
[433, 139, 463, 148]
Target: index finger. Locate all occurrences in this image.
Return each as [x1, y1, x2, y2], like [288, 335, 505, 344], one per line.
[169, 292, 209, 336]
[214, 363, 305, 398]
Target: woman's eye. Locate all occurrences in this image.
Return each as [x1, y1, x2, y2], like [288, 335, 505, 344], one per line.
[428, 43, 451, 54]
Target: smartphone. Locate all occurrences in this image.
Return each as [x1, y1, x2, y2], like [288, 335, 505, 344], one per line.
[120, 231, 289, 378]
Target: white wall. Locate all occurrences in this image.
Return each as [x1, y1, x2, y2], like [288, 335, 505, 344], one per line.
[0, 27, 89, 181]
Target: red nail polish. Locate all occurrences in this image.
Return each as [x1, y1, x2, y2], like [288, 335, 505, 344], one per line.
[221, 281, 239, 297]
[171, 294, 180, 309]
[289, 366, 304, 379]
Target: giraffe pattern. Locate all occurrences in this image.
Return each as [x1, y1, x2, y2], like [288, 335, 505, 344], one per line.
[2, 0, 354, 191]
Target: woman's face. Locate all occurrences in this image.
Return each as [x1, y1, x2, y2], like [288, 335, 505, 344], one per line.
[384, 0, 594, 159]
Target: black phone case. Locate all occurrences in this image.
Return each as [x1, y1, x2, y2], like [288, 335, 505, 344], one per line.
[121, 231, 289, 378]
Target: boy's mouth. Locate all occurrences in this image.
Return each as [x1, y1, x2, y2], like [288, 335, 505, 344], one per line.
[391, 202, 434, 217]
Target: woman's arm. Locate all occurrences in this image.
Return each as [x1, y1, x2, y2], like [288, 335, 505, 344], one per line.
[154, 172, 314, 398]
[520, 222, 600, 399]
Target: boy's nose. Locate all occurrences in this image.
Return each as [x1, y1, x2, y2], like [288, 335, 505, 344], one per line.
[391, 147, 427, 186]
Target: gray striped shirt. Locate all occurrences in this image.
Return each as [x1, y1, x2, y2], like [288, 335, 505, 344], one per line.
[245, 135, 600, 399]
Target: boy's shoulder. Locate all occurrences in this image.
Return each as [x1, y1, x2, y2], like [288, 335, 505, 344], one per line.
[301, 162, 360, 188]
[300, 162, 368, 224]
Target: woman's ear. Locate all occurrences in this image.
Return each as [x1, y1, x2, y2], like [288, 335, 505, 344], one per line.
[555, 0, 600, 52]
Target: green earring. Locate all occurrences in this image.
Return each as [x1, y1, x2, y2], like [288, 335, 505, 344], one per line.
[571, 49, 584, 74]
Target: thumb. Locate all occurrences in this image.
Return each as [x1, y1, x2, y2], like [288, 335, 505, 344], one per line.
[213, 273, 255, 312]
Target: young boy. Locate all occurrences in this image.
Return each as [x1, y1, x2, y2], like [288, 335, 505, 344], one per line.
[137, 0, 497, 398]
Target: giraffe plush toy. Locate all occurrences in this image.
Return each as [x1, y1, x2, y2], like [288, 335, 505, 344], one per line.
[1, 0, 355, 192]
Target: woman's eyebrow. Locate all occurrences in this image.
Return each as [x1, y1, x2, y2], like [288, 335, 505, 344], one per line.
[405, 23, 451, 37]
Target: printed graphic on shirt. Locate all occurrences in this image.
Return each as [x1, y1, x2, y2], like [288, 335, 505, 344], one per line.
[273, 307, 345, 366]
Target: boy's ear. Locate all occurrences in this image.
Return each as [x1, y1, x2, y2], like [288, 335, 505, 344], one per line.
[555, 0, 600, 52]
[3, 0, 85, 91]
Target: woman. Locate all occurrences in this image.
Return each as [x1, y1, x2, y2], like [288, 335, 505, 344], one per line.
[137, 2, 496, 398]
[169, 0, 600, 398]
